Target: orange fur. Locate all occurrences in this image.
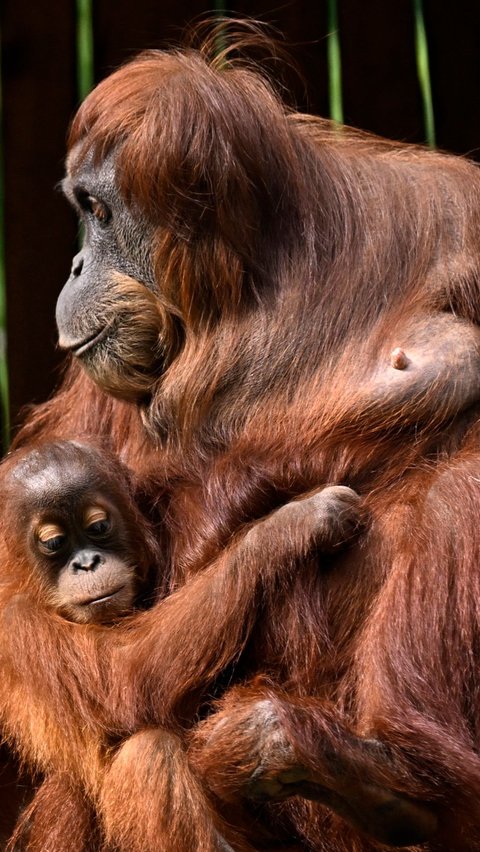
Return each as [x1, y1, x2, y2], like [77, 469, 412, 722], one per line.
[7, 28, 480, 850]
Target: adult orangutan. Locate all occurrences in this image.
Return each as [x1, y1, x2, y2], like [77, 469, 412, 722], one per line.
[7, 25, 480, 851]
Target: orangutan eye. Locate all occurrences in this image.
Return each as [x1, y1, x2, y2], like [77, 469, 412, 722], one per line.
[84, 506, 111, 536]
[36, 524, 66, 554]
[74, 189, 111, 225]
[88, 196, 111, 224]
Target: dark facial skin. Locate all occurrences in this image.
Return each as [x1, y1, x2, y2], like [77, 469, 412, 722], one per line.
[58, 151, 156, 338]
[56, 150, 165, 402]
[7, 443, 145, 625]
[31, 494, 137, 626]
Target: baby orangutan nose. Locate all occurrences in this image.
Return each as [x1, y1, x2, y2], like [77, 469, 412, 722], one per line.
[72, 550, 103, 572]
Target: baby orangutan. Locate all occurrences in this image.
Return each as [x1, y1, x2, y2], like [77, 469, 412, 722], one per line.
[0, 440, 365, 851]
[5, 439, 159, 626]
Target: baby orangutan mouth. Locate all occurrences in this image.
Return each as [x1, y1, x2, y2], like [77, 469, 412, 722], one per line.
[85, 585, 126, 606]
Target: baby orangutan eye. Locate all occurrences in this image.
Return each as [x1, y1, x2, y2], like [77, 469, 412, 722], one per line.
[84, 506, 110, 536]
[36, 523, 67, 554]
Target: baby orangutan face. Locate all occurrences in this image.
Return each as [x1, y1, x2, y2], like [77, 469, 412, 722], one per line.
[32, 498, 138, 624]
[5, 441, 150, 625]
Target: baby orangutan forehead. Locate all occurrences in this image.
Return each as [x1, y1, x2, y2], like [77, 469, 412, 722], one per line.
[6, 449, 104, 511]
[11, 465, 90, 511]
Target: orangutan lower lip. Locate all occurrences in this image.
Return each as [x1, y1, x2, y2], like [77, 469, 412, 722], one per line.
[71, 323, 112, 357]
[83, 585, 125, 606]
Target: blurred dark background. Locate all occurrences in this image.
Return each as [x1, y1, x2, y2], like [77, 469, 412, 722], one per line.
[1, 0, 480, 447]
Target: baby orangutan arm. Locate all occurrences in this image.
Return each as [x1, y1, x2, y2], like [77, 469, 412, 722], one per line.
[109, 484, 361, 728]
[91, 486, 362, 852]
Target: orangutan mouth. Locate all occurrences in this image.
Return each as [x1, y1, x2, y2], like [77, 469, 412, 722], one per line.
[71, 322, 113, 357]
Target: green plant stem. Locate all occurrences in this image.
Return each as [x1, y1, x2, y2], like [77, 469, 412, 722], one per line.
[413, 0, 435, 147]
[76, 0, 94, 99]
[327, 0, 344, 124]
